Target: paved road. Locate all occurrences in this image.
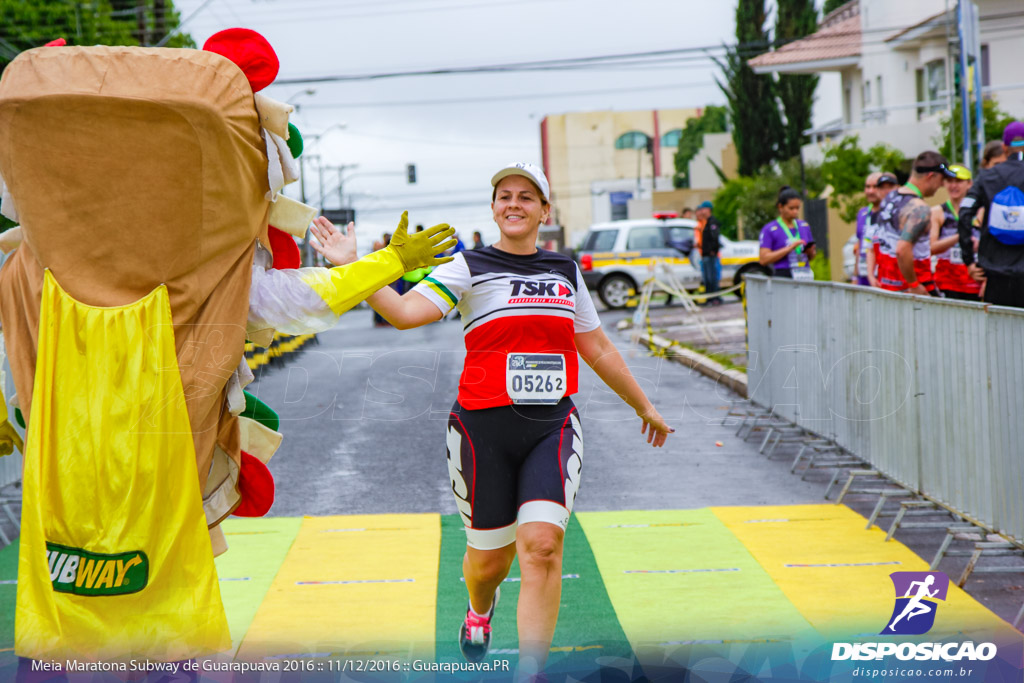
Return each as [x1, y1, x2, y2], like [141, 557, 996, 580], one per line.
[249, 304, 824, 519]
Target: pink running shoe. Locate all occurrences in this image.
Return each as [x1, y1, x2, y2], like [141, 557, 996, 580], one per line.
[458, 587, 500, 662]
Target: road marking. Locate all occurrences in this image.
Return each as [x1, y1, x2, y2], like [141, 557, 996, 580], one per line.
[598, 528, 704, 532]
[296, 578, 414, 585]
[320, 527, 416, 533]
[458, 574, 579, 583]
[784, 561, 901, 568]
[624, 568, 740, 574]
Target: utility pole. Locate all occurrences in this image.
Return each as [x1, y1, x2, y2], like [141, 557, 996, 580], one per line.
[153, 0, 168, 45]
[135, 0, 149, 46]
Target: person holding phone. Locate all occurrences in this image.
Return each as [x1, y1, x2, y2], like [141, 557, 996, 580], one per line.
[758, 186, 816, 280]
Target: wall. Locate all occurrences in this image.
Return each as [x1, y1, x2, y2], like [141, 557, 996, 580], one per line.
[688, 133, 738, 190]
[982, 0, 1024, 117]
[651, 188, 717, 215]
[543, 107, 700, 244]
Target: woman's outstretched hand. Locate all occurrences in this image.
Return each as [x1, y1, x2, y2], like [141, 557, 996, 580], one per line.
[639, 407, 674, 448]
[309, 216, 358, 266]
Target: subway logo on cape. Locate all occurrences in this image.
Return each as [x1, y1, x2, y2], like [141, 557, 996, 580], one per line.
[46, 542, 149, 596]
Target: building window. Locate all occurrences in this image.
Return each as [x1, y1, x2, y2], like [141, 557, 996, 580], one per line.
[609, 191, 632, 221]
[615, 131, 650, 150]
[981, 44, 990, 89]
[876, 76, 883, 107]
[916, 59, 945, 119]
[864, 81, 871, 106]
[661, 129, 683, 148]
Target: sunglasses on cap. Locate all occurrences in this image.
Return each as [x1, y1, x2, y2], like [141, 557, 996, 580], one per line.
[914, 163, 958, 179]
[946, 164, 972, 181]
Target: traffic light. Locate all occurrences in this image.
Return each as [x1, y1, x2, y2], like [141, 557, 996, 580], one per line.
[406, 164, 416, 184]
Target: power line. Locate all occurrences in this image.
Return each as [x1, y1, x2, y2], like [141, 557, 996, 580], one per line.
[294, 80, 714, 109]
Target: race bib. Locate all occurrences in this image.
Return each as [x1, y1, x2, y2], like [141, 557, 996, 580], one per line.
[506, 353, 566, 405]
[950, 245, 963, 265]
[792, 267, 814, 281]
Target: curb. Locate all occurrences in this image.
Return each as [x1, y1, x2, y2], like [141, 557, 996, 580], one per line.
[617, 320, 748, 398]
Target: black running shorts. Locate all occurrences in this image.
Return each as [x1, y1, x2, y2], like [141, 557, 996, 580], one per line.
[445, 398, 583, 550]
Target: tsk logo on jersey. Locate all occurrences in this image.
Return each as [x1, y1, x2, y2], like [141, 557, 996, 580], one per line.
[46, 542, 149, 596]
[509, 280, 571, 297]
[508, 279, 575, 306]
[882, 571, 949, 635]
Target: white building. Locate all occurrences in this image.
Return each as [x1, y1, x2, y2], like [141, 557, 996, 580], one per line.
[750, 0, 1024, 163]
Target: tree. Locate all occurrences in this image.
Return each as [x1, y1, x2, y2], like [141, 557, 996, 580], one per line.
[819, 135, 907, 222]
[713, 157, 825, 240]
[775, 0, 819, 159]
[0, 0, 194, 74]
[673, 105, 729, 188]
[937, 98, 1017, 168]
[716, 0, 782, 177]
[823, 0, 848, 14]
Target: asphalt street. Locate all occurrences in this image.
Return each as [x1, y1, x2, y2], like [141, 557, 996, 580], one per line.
[248, 303, 824, 519]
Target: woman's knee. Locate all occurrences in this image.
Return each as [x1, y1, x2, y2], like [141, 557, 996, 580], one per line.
[465, 545, 515, 583]
[517, 523, 564, 568]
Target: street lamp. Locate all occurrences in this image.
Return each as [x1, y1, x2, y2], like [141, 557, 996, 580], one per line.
[285, 88, 317, 110]
[299, 123, 347, 207]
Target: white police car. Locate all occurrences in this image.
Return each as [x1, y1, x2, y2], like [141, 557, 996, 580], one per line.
[576, 214, 767, 308]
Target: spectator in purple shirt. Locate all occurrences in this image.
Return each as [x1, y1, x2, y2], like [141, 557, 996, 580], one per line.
[759, 186, 817, 280]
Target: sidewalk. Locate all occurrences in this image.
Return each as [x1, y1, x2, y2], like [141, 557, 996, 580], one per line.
[617, 297, 750, 397]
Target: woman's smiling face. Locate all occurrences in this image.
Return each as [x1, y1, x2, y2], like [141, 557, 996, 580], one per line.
[492, 175, 549, 239]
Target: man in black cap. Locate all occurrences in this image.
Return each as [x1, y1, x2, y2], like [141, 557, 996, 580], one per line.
[955, 121, 1024, 308]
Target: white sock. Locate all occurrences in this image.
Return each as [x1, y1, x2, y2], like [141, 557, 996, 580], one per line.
[469, 604, 490, 620]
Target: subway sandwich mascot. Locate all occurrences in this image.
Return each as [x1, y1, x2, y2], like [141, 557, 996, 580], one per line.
[0, 29, 453, 663]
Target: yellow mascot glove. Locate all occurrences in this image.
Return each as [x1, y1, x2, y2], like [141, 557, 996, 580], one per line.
[0, 421, 21, 457]
[385, 211, 457, 272]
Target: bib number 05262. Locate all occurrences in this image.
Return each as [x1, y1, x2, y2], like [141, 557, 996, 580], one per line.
[511, 374, 563, 394]
[506, 353, 567, 405]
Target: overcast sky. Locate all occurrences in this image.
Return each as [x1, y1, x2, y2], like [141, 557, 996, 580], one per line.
[175, 0, 830, 248]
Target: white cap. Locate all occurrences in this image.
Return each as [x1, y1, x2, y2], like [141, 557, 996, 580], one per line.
[491, 162, 550, 202]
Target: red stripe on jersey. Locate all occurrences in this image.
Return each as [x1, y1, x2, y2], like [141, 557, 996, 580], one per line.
[934, 260, 981, 294]
[876, 253, 936, 292]
[458, 316, 579, 410]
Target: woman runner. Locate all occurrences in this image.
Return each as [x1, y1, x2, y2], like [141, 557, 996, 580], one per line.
[930, 164, 981, 300]
[310, 162, 673, 680]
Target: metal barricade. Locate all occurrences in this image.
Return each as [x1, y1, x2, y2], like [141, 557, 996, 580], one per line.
[745, 275, 1024, 545]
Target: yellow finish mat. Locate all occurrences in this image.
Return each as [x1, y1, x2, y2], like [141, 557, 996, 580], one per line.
[235, 514, 441, 660]
[713, 505, 1015, 640]
[576, 509, 816, 652]
[214, 517, 303, 654]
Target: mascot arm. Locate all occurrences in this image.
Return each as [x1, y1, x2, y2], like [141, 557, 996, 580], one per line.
[248, 248, 404, 335]
[0, 375, 20, 456]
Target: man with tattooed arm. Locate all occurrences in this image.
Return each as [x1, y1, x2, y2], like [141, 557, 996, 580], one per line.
[874, 151, 958, 296]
